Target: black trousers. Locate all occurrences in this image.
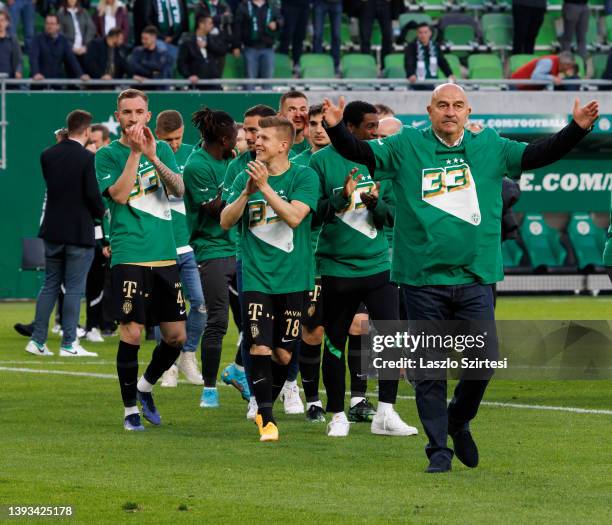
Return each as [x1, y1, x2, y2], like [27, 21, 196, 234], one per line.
[85, 245, 107, 331]
[321, 270, 399, 413]
[402, 282, 496, 462]
[512, 4, 546, 54]
[358, 0, 393, 59]
[278, 1, 310, 64]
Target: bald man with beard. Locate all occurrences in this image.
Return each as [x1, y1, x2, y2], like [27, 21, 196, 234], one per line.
[322, 84, 599, 473]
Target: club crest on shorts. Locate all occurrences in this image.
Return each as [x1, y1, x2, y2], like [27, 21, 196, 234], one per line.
[250, 323, 260, 339]
[122, 300, 133, 315]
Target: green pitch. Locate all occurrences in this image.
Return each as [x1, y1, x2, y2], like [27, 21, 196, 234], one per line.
[1, 297, 611, 524]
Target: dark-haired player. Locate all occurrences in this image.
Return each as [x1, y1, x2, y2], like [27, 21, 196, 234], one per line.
[183, 107, 238, 408]
[95, 89, 187, 431]
[311, 100, 417, 438]
[279, 90, 309, 158]
[221, 116, 319, 442]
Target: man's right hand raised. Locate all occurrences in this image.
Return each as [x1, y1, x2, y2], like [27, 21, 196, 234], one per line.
[322, 96, 346, 128]
[343, 168, 362, 198]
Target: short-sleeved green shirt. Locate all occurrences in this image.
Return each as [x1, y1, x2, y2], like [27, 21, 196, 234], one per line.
[291, 148, 313, 167]
[183, 148, 236, 262]
[367, 126, 527, 286]
[95, 139, 179, 266]
[168, 142, 193, 253]
[309, 145, 391, 278]
[604, 192, 612, 267]
[227, 162, 319, 293]
[290, 138, 310, 159]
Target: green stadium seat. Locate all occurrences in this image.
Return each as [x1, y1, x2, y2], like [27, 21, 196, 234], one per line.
[567, 213, 606, 270]
[343, 65, 379, 79]
[274, 53, 293, 78]
[520, 214, 568, 270]
[417, 0, 444, 19]
[481, 13, 513, 30]
[340, 54, 377, 77]
[383, 66, 406, 79]
[502, 239, 525, 269]
[302, 65, 335, 79]
[383, 54, 405, 78]
[508, 54, 536, 75]
[323, 21, 352, 46]
[398, 13, 432, 30]
[606, 15, 612, 43]
[22, 54, 30, 78]
[484, 25, 513, 47]
[593, 53, 609, 78]
[443, 24, 477, 46]
[535, 13, 559, 47]
[585, 15, 600, 47]
[575, 55, 585, 78]
[438, 53, 462, 79]
[300, 53, 334, 72]
[222, 54, 244, 79]
[468, 54, 504, 79]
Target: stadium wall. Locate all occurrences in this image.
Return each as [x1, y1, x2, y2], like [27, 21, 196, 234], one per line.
[1, 91, 610, 299]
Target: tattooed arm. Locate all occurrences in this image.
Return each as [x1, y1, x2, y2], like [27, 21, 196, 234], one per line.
[151, 156, 185, 197]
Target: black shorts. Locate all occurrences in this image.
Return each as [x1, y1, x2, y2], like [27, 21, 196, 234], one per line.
[356, 302, 368, 316]
[111, 264, 187, 326]
[302, 277, 323, 329]
[244, 291, 307, 353]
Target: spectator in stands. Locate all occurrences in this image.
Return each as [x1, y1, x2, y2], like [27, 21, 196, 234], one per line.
[129, 25, 172, 81]
[7, 0, 34, 53]
[512, 0, 546, 55]
[0, 10, 23, 79]
[232, 0, 280, 83]
[30, 14, 90, 82]
[84, 27, 130, 80]
[195, 0, 232, 34]
[312, 0, 341, 72]
[93, 0, 129, 42]
[510, 51, 579, 90]
[278, 0, 309, 71]
[178, 14, 226, 88]
[560, 0, 589, 61]
[57, 0, 97, 61]
[405, 23, 455, 89]
[358, 0, 393, 60]
[133, 0, 189, 63]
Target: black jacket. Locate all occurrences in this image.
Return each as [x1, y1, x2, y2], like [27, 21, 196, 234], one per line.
[38, 139, 105, 247]
[404, 40, 453, 79]
[133, 0, 189, 45]
[178, 32, 227, 79]
[232, 1, 281, 50]
[83, 37, 130, 79]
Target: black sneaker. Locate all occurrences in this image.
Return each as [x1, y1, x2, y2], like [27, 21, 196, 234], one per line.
[14, 322, 34, 338]
[450, 429, 479, 468]
[348, 398, 376, 422]
[305, 405, 326, 423]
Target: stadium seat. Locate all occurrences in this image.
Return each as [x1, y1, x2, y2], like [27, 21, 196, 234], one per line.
[274, 53, 293, 79]
[383, 54, 405, 78]
[300, 53, 334, 72]
[567, 213, 606, 271]
[508, 54, 536, 75]
[468, 54, 503, 79]
[586, 15, 601, 48]
[520, 214, 568, 271]
[323, 21, 352, 47]
[502, 239, 525, 269]
[592, 53, 609, 78]
[574, 55, 586, 79]
[222, 54, 244, 79]
[484, 25, 513, 47]
[438, 53, 462, 79]
[481, 13, 513, 31]
[340, 54, 377, 77]
[384, 66, 406, 79]
[443, 24, 477, 46]
[535, 13, 559, 48]
[416, 0, 444, 19]
[606, 15, 612, 43]
[398, 13, 433, 31]
[302, 65, 335, 79]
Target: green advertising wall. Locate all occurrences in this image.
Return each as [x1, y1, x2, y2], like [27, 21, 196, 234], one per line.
[1, 93, 610, 298]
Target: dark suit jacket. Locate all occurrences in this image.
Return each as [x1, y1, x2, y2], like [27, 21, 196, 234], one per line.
[83, 37, 130, 78]
[133, 0, 189, 45]
[177, 33, 227, 79]
[38, 139, 105, 247]
[29, 33, 84, 78]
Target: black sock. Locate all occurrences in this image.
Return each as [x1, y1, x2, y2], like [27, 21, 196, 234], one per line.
[234, 345, 243, 367]
[143, 340, 181, 385]
[299, 341, 321, 403]
[322, 340, 346, 414]
[117, 340, 139, 407]
[271, 358, 290, 402]
[348, 334, 367, 398]
[201, 345, 222, 387]
[251, 354, 274, 425]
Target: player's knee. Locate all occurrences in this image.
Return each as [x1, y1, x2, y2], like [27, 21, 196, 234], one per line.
[274, 348, 292, 366]
[349, 314, 369, 336]
[163, 332, 186, 348]
[302, 326, 324, 345]
[119, 323, 143, 346]
[250, 344, 272, 356]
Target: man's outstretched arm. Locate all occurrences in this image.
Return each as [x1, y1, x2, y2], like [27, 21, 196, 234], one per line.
[521, 99, 598, 170]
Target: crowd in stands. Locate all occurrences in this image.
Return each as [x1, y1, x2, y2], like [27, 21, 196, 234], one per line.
[0, 0, 609, 88]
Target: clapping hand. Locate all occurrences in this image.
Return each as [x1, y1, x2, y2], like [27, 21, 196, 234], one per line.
[343, 168, 362, 198]
[572, 98, 599, 130]
[360, 182, 380, 210]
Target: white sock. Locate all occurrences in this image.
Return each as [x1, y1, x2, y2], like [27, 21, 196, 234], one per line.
[377, 401, 393, 414]
[249, 396, 257, 403]
[306, 400, 323, 410]
[332, 411, 347, 422]
[137, 376, 154, 393]
[284, 379, 297, 388]
[124, 406, 139, 417]
[350, 396, 366, 408]
[234, 363, 245, 372]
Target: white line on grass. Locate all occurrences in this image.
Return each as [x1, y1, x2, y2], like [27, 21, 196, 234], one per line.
[2, 366, 611, 416]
